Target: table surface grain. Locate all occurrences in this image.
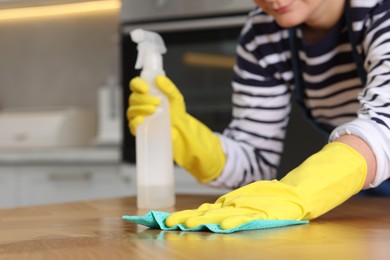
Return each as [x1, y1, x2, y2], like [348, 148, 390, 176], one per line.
[0, 195, 389, 260]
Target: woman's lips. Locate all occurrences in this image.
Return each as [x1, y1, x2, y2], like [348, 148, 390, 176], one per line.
[273, 2, 294, 14]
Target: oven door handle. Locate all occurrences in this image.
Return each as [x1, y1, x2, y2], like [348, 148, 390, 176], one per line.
[122, 15, 247, 33]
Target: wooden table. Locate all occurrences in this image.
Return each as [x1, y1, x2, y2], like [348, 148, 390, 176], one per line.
[0, 195, 389, 260]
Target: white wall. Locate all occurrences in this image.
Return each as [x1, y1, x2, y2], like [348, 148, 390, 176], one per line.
[0, 8, 120, 110]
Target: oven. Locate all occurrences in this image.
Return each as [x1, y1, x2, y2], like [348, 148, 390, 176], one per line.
[119, 0, 327, 177]
[120, 0, 255, 163]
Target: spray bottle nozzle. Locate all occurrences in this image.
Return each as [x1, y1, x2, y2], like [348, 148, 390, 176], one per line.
[130, 29, 167, 71]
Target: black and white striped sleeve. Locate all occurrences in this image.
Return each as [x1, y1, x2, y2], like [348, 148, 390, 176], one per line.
[330, 0, 390, 187]
[209, 11, 293, 189]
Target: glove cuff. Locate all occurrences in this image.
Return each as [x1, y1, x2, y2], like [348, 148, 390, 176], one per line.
[281, 142, 367, 219]
[172, 114, 226, 183]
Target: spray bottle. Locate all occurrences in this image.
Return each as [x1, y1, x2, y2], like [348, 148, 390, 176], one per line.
[130, 29, 175, 209]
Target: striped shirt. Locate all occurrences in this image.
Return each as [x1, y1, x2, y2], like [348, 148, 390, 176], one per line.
[211, 0, 390, 189]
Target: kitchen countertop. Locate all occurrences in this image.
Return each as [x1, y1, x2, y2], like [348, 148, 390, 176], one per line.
[0, 147, 120, 165]
[0, 195, 389, 259]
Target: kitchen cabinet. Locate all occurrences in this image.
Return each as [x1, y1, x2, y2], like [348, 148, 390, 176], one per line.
[0, 148, 135, 209]
[17, 164, 133, 207]
[0, 167, 18, 208]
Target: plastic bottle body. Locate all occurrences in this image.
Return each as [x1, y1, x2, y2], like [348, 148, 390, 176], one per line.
[136, 70, 175, 209]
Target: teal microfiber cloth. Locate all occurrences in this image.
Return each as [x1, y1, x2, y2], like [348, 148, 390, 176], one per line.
[122, 211, 309, 234]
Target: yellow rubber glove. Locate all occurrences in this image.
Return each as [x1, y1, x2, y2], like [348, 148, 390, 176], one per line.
[127, 76, 226, 183]
[165, 142, 367, 230]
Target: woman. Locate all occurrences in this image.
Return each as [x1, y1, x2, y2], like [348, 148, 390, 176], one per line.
[128, 0, 390, 229]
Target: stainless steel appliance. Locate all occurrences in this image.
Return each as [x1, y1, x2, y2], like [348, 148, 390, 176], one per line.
[120, 0, 326, 176]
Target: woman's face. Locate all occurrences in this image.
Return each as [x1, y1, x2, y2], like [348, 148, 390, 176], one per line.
[253, 0, 339, 29]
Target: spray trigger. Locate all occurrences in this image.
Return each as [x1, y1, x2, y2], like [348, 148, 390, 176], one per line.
[130, 29, 167, 71]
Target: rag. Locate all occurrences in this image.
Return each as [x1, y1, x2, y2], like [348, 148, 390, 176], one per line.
[122, 211, 308, 234]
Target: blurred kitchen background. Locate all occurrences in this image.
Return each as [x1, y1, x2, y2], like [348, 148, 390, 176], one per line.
[0, 0, 326, 209]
